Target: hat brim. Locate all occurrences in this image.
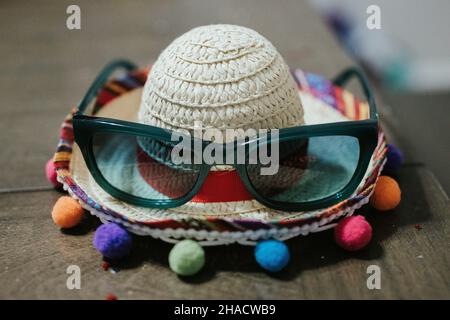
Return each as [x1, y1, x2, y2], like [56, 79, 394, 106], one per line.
[58, 69, 386, 243]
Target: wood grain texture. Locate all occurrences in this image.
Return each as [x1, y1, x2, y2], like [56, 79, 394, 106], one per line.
[0, 0, 449, 299]
[0, 166, 449, 299]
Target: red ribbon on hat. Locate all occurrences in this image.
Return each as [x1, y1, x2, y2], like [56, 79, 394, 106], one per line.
[136, 148, 253, 202]
[136, 141, 309, 203]
[191, 169, 253, 202]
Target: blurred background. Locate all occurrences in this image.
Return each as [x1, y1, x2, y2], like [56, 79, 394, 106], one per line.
[309, 0, 450, 192]
[0, 0, 448, 192]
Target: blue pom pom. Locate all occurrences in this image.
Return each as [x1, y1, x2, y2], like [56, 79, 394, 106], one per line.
[254, 240, 290, 272]
[383, 144, 404, 174]
[93, 223, 132, 259]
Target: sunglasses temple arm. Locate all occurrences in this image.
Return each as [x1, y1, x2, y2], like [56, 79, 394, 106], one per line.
[76, 59, 138, 115]
[332, 67, 378, 121]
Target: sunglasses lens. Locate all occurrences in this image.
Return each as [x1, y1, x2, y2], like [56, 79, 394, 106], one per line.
[92, 132, 200, 200]
[246, 135, 360, 203]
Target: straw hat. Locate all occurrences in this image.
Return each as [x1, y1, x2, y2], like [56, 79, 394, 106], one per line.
[139, 24, 304, 136]
[57, 25, 386, 245]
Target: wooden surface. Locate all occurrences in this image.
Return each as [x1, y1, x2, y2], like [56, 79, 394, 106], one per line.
[0, 0, 449, 299]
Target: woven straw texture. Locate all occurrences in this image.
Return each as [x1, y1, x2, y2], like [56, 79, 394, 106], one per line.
[139, 25, 304, 138]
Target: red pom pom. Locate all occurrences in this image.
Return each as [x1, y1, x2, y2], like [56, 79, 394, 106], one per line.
[335, 216, 372, 251]
[45, 158, 62, 188]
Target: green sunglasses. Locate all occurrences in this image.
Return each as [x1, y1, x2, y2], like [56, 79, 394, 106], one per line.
[73, 60, 378, 212]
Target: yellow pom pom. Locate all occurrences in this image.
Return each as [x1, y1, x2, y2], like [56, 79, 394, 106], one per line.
[51, 196, 84, 228]
[370, 176, 401, 211]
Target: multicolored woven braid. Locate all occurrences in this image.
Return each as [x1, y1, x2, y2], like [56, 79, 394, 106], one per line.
[292, 69, 371, 121]
[54, 68, 386, 232]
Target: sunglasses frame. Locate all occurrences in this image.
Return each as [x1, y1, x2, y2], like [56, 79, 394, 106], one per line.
[73, 60, 379, 212]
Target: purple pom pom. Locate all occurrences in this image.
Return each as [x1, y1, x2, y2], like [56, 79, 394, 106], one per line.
[383, 144, 404, 174]
[93, 223, 132, 259]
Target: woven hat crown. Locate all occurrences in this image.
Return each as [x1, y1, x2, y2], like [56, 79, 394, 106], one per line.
[139, 24, 304, 133]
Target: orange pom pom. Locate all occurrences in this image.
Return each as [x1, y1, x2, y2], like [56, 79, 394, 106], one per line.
[51, 196, 84, 228]
[370, 176, 401, 211]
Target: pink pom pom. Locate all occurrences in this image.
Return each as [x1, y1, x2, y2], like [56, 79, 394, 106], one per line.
[45, 158, 62, 188]
[334, 216, 372, 251]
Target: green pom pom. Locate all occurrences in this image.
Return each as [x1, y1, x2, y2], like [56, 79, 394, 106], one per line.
[169, 240, 205, 276]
